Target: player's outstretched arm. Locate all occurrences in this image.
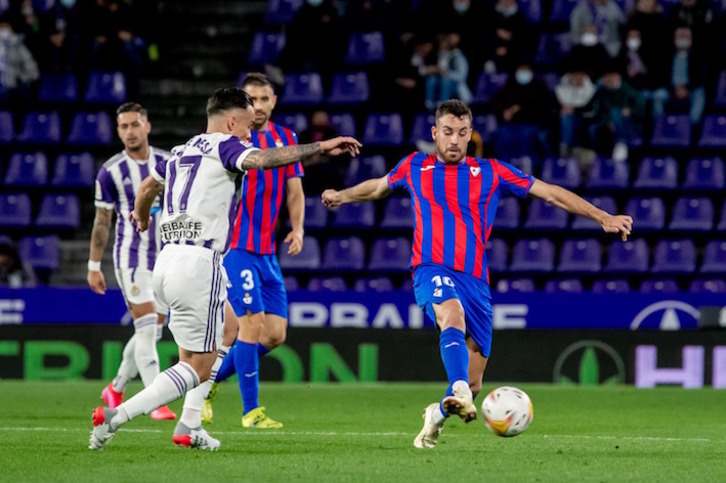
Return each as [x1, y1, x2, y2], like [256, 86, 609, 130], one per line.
[87, 207, 113, 294]
[322, 176, 391, 208]
[130, 176, 164, 232]
[529, 179, 633, 241]
[242, 136, 362, 171]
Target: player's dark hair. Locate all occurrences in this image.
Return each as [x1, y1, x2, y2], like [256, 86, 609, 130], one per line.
[242, 72, 274, 92]
[116, 102, 147, 118]
[435, 100, 472, 124]
[206, 87, 254, 117]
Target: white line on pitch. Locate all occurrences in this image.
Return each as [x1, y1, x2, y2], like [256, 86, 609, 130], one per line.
[0, 427, 406, 437]
[543, 434, 711, 443]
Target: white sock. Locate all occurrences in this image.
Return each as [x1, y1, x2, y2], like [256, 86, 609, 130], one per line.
[156, 323, 164, 342]
[433, 405, 448, 425]
[133, 314, 160, 387]
[111, 361, 200, 429]
[179, 345, 229, 429]
[452, 380, 472, 397]
[112, 335, 138, 392]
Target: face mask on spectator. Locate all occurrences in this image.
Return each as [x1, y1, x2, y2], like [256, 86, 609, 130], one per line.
[496, 4, 519, 17]
[675, 38, 691, 50]
[515, 69, 533, 85]
[453, 1, 471, 13]
[580, 33, 598, 46]
[0, 28, 11, 40]
[307, 0, 324, 6]
[626, 37, 641, 50]
[60, 0, 76, 7]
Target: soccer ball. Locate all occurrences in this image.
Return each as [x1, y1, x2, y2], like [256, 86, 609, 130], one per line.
[481, 386, 533, 437]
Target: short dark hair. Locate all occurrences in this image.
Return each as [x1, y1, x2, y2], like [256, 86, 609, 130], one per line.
[116, 102, 147, 118]
[242, 72, 274, 91]
[435, 100, 472, 124]
[206, 87, 254, 117]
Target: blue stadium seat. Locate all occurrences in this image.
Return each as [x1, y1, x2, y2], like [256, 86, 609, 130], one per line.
[409, 113, 435, 144]
[557, 238, 601, 273]
[624, 197, 665, 231]
[524, 198, 569, 229]
[519, 0, 542, 23]
[634, 156, 678, 189]
[545, 279, 584, 293]
[84, 72, 127, 104]
[282, 73, 324, 105]
[549, 0, 580, 22]
[16, 111, 61, 144]
[650, 115, 690, 148]
[651, 239, 696, 274]
[509, 238, 555, 272]
[494, 278, 536, 293]
[380, 196, 414, 230]
[0, 194, 32, 227]
[308, 277, 347, 292]
[322, 236, 365, 270]
[283, 276, 299, 291]
[715, 71, 726, 108]
[534, 32, 572, 67]
[278, 235, 320, 270]
[700, 241, 726, 274]
[400, 278, 413, 291]
[362, 113, 403, 146]
[472, 114, 497, 143]
[690, 278, 726, 293]
[698, 115, 726, 148]
[4, 152, 48, 186]
[669, 197, 714, 231]
[275, 113, 308, 134]
[38, 73, 78, 103]
[35, 194, 80, 229]
[265, 0, 303, 24]
[592, 279, 631, 293]
[472, 72, 507, 105]
[328, 72, 369, 104]
[494, 197, 520, 230]
[640, 279, 679, 294]
[604, 239, 649, 273]
[368, 237, 411, 271]
[51, 153, 95, 188]
[719, 200, 726, 232]
[541, 157, 581, 189]
[571, 196, 617, 230]
[331, 202, 375, 228]
[354, 277, 395, 292]
[67, 112, 112, 145]
[344, 155, 387, 185]
[345, 31, 385, 64]
[300, 196, 328, 229]
[683, 157, 725, 190]
[32, 0, 55, 13]
[329, 113, 356, 136]
[586, 157, 629, 189]
[19, 236, 59, 271]
[0, 110, 13, 143]
[248, 32, 286, 64]
[486, 238, 508, 273]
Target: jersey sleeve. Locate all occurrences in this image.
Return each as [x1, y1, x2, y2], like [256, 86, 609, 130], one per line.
[387, 155, 412, 190]
[492, 160, 535, 198]
[150, 154, 169, 184]
[284, 131, 304, 179]
[94, 166, 117, 210]
[219, 136, 261, 174]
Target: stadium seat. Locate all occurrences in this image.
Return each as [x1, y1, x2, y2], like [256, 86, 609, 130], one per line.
[409, 113, 435, 144]
[380, 196, 414, 230]
[331, 202, 376, 228]
[354, 277, 395, 292]
[67, 111, 112, 145]
[650, 115, 690, 147]
[248, 32, 286, 64]
[604, 239, 649, 273]
[84, 71, 127, 103]
[329, 113, 356, 136]
[51, 153, 95, 188]
[300, 196, 328, 229]
[282, 73, 324, 105]
[368, 237, 411, 271]
[278, 235, 320, 270]
[495, 278, 536, 293]
[534, 32, 571, 67]
[571, 196, 617, 230]
[275, 113, 308, 134]
[362, 113, 403, 146]
[541, 157, 581, 189]
[472, 114, 497, 143]
[624, 197, 666, 231]
[715, 71, 726, 108]
[519, 0, 542, 23]
[486, 238, 508, 273]
[344, 155, 387, 185]
[0, 193, 32, 227]
[651, 240, 696, 274]
[698, 115, 726, 148]
[591, 279, 631, 293]
[265, 0, 303, 24]
[545, 279, 584, 293]
[634, 157, 678, 189]
[549, 0, 580, 22]
[683, 157, 725, 190]
[700, 241, 726, 274]
[345, 31, 385, 64]
[557, 238, 602, 273]
[494, 197, 520, 230]
[4, 152, 48, 186]
[283, 276, 299, 291]
[308, 276, 347, 292]
[37, 73, 78, 103]
[689, 279, 726, 293]
[524, 198, 569, 229]
[719, 200, 726, 232]
[586, 157, 629, 189]
[16, 111, 61, 144]
[328, 72, 369, 104]
[322, 236, 365, 270]
[35, 194, 80, 229]
[0, 110, 13, 142]
[472, 72, 507, 105]
[19, 235, 60, 271]
[669, 197, 714, 231]
[400, 278, 413, 291]
[640, 279, 679, 294]
[509, 238, 555, 272]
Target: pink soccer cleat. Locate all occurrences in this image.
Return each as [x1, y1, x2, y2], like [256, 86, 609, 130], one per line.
[151, 405, 177, 420]
[100, 383, 123, 409]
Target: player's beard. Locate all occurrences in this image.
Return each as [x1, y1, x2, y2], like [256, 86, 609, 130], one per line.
[253, 112, 269, 131]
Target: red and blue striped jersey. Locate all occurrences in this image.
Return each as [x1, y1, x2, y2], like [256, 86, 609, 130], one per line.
[387, 152, 534, 283]
[230, 121, 304, 254]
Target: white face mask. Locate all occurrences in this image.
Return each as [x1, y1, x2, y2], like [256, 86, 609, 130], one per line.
[580, 33, 598, 46]
[627, 37, 641, 50]
[0, 28, 11, 40]
[496, 4, 519, 17]
[307, 0, 324, 6]
[60, 0, 76, 8]
[453, 1, 470, 13]
[515, 70, 533, 85]
[675, 38, 691, 49]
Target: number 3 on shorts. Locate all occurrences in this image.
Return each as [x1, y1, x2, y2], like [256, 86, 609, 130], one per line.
[431, 275, 454, 287]
[240, 269, 255, 290]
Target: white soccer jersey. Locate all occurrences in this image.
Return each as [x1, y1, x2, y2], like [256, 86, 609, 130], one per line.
[95, 147, 171, 270]
[151, 133, 260, 254]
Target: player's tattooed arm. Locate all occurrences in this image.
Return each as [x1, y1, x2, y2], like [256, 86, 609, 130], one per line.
[89, 208, 112, 262]
[242, 136, 362, 171]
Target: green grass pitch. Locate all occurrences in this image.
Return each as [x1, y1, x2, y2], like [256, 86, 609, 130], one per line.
[0, 381, 724, 482]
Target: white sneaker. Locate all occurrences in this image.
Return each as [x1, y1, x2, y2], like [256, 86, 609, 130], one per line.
[173, 422, 220, 451]
[89, 407, 116, 450]
[413, 403, 444, 449]
[612, 141, 628, 162]
[442, 385, 477, 423]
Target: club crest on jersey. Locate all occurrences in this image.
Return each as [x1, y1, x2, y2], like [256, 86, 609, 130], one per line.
[275, 139, 284, 147]
[470, 166, 481, 177]
[131, 285, 140, 296]
[243, 293, 253, 304]
[433, 288, 442, 297]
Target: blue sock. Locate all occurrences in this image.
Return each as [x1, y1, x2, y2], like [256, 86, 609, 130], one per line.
[439, 327, 469, 397]
[215, 341, 238, 383]
[234, 340, 259, 414]
[258, 343, 271, 358]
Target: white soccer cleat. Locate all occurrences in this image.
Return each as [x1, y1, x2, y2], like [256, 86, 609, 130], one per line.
[89, 407, 116, 450]
[413, 403, 444, 449]
[173, 422, 220, 451]
[442, 385, 477, 423]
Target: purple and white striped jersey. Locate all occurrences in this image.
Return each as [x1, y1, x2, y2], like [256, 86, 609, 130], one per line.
[95, 147, 171, 271]
[151, 133, 261, 255]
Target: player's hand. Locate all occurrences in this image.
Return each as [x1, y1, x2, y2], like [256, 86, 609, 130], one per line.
[87, 270, 106, 295]
[284, 229, 304, 256]
[319, 137, 362, 157]
[322, 189, 343, 208]
[601, 214, 633, 241]
[129, 210, 150, 232]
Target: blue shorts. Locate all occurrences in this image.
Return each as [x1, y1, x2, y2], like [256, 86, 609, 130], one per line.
[413, 263, 493, 357]
[223, 250, 288, 319]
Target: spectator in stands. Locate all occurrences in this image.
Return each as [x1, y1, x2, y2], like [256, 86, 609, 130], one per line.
[484, 0, 533, 74]
[626, 0, 668, 50]
[298, 110, 344, 193]
[667, 0, 714, 47]
[0, 240, 36, 288]
[35, 0, 79, 73]
[619, 27, 669, 118]
[0, 15, 39, 103]
[386, 33, 429, 111]
[665, 26, 706, 127]
[570, 0, 625, 58]
[565, 25, 612, 81]
[424, 32, 472, 109]
[344, 0, 407, 33]
[555, 65, 596, 156]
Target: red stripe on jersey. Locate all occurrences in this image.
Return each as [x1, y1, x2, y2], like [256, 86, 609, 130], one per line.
[484, 159, 501, 241]
[268, 122, 283, 146]
[259, 169, 274, 253]
[405, 154, 423, 267]
[230, 196, 244, 249]
[389, 153, 414, 186]
[244, 170, 258, 252]
[494, 160, 531, 188]
[279, 125, 297, 146]
[421, 155, 444, 265]
[444, 163, 468, 272]
[467, 158, 485, 279]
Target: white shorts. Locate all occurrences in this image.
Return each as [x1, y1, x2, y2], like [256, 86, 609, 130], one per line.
[152, 244, 226, 353]
[114, 267, 169, 315]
